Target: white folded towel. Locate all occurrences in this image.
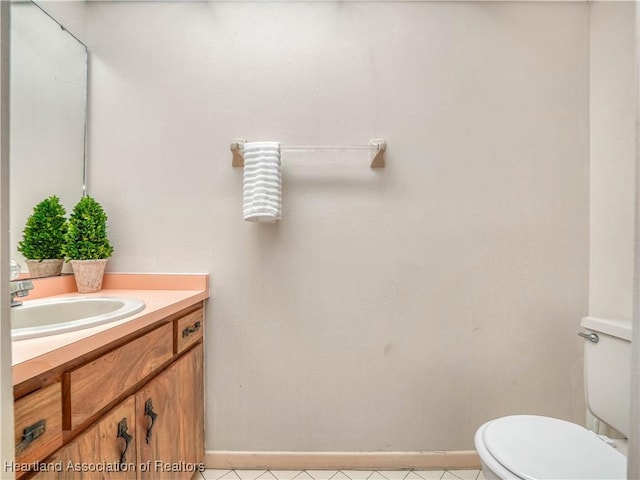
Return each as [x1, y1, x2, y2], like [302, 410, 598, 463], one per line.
[243, 141, 282, 223]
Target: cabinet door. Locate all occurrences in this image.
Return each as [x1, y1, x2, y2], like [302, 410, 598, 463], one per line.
[136, 344, 204, 480]
[32, 396, 137, 480]
[135, 362, 179, 480]
[175, 343, 204, 472]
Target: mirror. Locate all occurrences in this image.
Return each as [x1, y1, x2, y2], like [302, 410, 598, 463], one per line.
[9, 1, 87, 275]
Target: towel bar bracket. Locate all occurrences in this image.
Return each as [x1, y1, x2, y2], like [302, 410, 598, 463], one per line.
[230, 139, 387, 168]
[369, 139, 386, 168]
[231, 138, 247, 167]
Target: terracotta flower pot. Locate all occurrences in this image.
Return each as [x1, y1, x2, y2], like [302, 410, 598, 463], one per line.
[25, 259, 64, 278]
[70, 259, 108, 293]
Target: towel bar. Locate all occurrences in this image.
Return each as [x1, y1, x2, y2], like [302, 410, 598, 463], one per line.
[231, 139, 386, 168]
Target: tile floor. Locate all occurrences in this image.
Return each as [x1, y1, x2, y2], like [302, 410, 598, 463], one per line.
[199, 469, 485, 480]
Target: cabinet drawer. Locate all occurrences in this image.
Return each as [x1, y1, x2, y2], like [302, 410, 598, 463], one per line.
[68, 323, 173, 430]
[174, 309, 203, 354]
[14, 382, 62, 465]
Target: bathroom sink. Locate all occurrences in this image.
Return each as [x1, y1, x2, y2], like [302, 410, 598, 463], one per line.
[11, 296, 146, 341]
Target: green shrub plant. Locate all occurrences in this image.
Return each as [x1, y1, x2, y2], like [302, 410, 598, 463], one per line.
[63, 195, 114, 260]
[18, 195, 68, 261]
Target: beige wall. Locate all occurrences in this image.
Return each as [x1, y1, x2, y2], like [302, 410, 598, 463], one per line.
[83, 2, 590, 452]
[589, 1, 636, 322]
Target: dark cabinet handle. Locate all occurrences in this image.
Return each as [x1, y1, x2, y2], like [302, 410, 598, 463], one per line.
[144, 399, 158, 444]
[15, 419, 46, 454]
[116, 418, 132, 470]
[182, 321, 201, 338]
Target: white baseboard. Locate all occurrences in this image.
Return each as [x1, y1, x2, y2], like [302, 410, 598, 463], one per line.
[204, 451, 481, 471]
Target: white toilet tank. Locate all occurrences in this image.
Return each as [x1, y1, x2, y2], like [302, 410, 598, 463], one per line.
[580, 316, 632, 437]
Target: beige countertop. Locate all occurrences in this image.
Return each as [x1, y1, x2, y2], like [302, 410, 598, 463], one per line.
[12, 273, 209, 391]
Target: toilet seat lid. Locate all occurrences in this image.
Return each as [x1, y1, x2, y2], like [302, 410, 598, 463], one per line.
[482, 415, 626, 480]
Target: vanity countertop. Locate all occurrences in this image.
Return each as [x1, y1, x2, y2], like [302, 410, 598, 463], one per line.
[12, 273, 209, 396]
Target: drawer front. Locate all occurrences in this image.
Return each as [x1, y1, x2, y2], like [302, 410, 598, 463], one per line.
[14, 382, 62, 465]
[174, 308, 203, 354]
[68, 323, 173, 430]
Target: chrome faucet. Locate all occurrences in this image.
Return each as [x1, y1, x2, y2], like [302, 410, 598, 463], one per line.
[10, 280, 34, 307]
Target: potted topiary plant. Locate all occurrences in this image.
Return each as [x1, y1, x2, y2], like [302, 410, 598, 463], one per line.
[63, 195, 114, 293]
[17, 195, 68, 278]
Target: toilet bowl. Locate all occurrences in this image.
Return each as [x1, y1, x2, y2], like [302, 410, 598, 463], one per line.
[474, 415, 626, 480]
[474, 317, 632, 480]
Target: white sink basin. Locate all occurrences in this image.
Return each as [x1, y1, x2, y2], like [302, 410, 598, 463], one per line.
[11, 296, 146, 341]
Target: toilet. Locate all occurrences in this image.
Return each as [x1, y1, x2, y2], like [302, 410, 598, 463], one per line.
[474, 316, 631, 480]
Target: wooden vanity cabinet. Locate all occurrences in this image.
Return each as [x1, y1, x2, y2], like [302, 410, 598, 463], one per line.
[21, 306, 205, 480]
